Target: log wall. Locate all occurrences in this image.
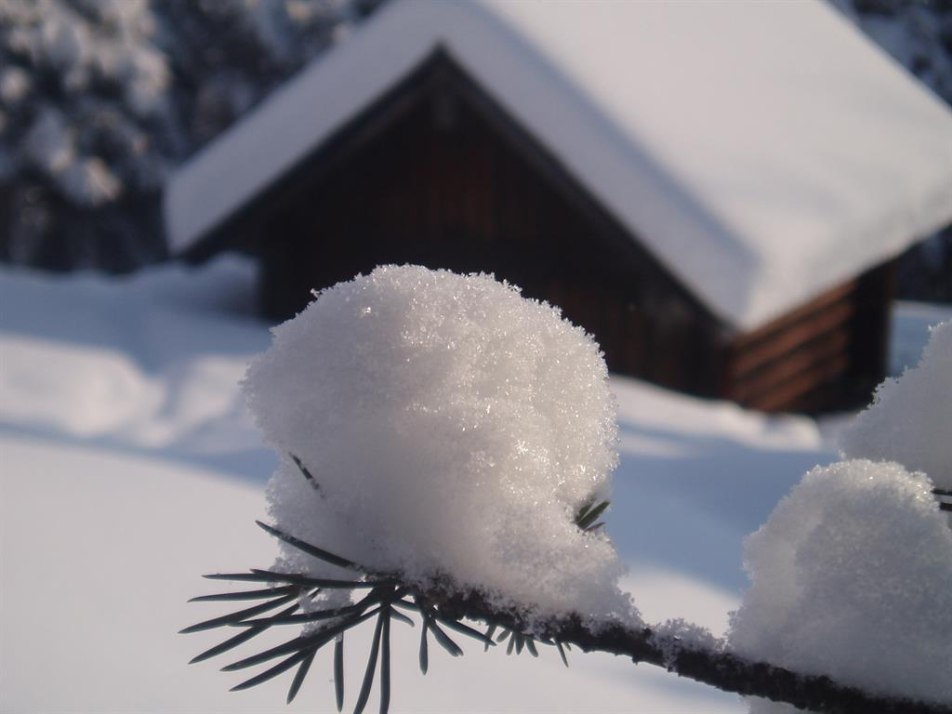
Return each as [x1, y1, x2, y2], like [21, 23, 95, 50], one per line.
[724, 263, 894, 412]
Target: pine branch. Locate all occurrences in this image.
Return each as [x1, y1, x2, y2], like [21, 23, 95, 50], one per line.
[432, 589, 952, 714]
[187, 523, 952, 714]
[934, 488, 952, 512]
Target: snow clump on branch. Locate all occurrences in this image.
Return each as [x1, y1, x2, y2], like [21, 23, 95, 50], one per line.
[840, 319, 952, 491]
[243, 265, 637, 626]
[731, 460, 952, 712]
[730, 320, 952, 712]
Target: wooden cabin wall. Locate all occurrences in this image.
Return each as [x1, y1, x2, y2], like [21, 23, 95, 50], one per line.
[255, 54, 727, 399]
[723, 262, 895, 413]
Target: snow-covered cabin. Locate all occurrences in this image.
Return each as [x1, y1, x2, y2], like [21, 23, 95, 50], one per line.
[164, 0, 952, 412]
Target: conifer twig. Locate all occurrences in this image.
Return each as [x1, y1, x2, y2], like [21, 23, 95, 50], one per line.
[431, 588, 952, 714]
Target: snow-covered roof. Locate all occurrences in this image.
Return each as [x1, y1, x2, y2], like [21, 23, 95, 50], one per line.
[164, 0, 952, 331]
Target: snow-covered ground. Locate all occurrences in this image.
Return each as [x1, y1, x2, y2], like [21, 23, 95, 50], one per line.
[0, 257, 945, 713]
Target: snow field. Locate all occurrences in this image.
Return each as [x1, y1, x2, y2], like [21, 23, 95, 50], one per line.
[4, 257, 948, 712]
[0, 431, 739, 714]
[0, 257, 764, 711]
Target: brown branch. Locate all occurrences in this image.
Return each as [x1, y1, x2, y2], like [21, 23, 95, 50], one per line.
[249, 521, 951, 714]
[434, 590, 952, 714]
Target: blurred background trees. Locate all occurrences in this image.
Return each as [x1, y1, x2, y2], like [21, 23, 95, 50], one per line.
[0, 0, 379, 271]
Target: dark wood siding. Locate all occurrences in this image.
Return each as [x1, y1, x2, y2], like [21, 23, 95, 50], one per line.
[724, 262, 895, 412]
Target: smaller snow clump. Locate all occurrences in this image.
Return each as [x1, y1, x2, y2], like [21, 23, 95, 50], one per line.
[730, 319, 952, 712]
[243, 265, 635, 625]
[730, 460, 952, 709]
[840, 319, 951, 491]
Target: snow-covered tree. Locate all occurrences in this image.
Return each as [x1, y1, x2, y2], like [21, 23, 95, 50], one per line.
[186, 266, 952, 714]
[0, 0, 374, 272]
[0, 0, 169, 269]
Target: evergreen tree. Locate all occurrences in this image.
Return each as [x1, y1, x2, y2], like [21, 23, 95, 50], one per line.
[0, 0, 372, 272]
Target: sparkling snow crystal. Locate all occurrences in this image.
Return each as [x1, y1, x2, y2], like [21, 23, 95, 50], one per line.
[243, 265, 635, 624]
